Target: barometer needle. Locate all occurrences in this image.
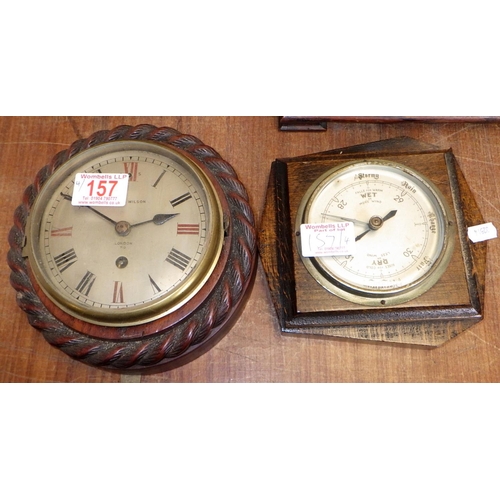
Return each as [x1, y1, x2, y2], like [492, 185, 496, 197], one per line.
[321, 213, 368, 226]
[383, 210, 398, 222]
[355, 210, 398, 242]
[60, 192, 118, 225]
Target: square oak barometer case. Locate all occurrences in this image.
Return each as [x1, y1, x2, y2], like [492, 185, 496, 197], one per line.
[259, 137, 487, 346]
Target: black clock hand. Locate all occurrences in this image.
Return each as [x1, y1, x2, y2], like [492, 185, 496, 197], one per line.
[60, 192, 118, 225]
[130, 213, 180, 228]
[355, 210, 398, 242]
[62, 193, 178, 235]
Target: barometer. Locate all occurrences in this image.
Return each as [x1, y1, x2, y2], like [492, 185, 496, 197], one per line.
[259, 137, 487, 346]
[8, 124, 257, 371]
[296, 158, 456, 306]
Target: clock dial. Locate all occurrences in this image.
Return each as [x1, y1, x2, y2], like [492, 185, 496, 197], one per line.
[9, 124, 257, 371]
[27, 140, 224, 326]
[296, 159, 456, 306]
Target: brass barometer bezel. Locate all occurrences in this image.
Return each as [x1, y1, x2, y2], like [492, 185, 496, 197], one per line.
[295, 159, 456, 307]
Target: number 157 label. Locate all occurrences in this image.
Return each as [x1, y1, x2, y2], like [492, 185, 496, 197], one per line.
[72, 173, 129, 207]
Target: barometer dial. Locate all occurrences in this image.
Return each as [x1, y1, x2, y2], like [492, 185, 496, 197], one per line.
[296, 159, 456, 306]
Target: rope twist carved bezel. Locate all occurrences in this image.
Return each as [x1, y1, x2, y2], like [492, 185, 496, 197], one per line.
[8, 124, 257, 370]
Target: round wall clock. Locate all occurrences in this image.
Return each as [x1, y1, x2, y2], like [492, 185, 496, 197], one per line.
[8, 124, 257, 371]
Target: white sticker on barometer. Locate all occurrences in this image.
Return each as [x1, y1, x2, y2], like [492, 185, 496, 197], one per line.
[72, 173, 129, 207]
[300, 222, 356, 257]
[467, 222, 497, 243]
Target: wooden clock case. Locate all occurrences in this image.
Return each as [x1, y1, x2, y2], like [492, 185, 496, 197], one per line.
[8, 124, 257, 372]
[259, 137, 487, 347]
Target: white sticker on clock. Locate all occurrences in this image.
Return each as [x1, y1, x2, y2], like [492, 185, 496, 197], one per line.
[72, 173, 130, 207]
[467, 222, 497, 243]
[300, 222, 356, 257]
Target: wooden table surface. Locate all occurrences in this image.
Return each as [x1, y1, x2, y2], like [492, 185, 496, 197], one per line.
[1, 116, 499, 383]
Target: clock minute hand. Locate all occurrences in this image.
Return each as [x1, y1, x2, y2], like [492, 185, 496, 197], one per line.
[60, 192, 118, 225]
[355, 210, 398, 242]
[130, 213, 179, 228]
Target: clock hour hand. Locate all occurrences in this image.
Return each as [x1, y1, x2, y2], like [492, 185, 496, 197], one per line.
[355, 210, 397, 242]
[130, 213, 179, 228]
[60, 192, 118, 225]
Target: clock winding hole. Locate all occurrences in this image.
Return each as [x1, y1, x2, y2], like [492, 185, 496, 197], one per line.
[116, 256, 129, 269]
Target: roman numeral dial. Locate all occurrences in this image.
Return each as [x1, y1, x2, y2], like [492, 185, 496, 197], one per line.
[51, 226, 73, 237]
[28, 139, 224, 328]
[53, 248, 78, 272]
[75, 271, 96, 296]
[177, 223, 200, 235]
[170, 192, 192, 207]
[112, 281, 124, 303]
[166, 248, 192, 271]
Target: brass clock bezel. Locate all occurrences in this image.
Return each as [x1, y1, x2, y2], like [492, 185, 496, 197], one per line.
[25, 140, 225, 327]
[294, 159, 456, 307]
[9, 124, 257, 371]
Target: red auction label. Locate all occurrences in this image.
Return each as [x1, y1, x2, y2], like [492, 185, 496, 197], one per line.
[72, 173, 129, 207]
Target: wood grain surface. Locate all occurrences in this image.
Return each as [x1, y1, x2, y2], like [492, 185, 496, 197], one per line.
[259, 143, 487, 347]
[2, 116, 500, 382]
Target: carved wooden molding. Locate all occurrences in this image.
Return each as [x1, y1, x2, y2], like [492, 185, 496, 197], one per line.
[8, 124, 257, 371]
